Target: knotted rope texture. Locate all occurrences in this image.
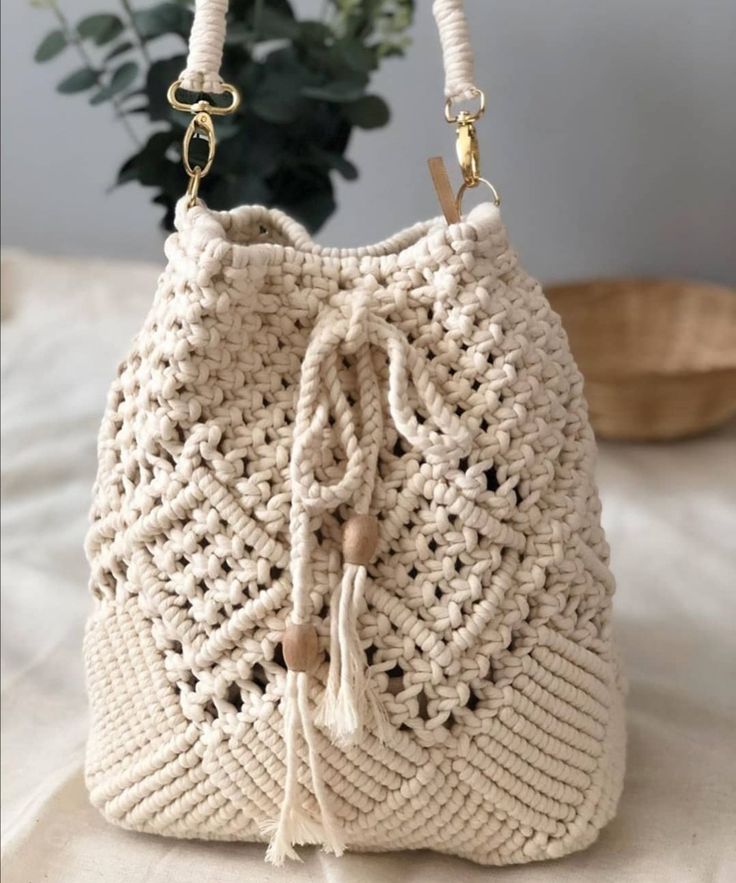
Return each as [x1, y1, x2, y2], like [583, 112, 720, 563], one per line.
[180, 0, 228, 94]
[266, 288, 474, 863]
[84, 201, 626, 864]
[432, 0, 477, 100]
[180, 0, 480, 102]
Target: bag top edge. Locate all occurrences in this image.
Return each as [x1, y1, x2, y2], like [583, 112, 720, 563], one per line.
[168, 198, 504, 270]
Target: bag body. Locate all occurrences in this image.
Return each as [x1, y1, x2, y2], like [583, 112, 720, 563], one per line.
[84, 0, 625, 866]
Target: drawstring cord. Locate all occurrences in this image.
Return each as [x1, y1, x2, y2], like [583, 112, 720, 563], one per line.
[265, 289, 473, 864]
[318, 521, 392, 745]
[262, 670, 343, 863]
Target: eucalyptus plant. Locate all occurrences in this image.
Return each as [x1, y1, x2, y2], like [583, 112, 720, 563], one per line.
[33, 0, 415, 230]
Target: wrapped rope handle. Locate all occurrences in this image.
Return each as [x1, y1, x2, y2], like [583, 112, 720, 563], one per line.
[179, 0, 479, 103]
[431, 0, 478, 101]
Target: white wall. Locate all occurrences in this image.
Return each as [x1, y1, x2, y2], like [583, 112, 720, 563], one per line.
[2, 0, 735, 283]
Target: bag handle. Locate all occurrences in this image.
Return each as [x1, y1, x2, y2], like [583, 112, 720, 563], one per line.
[178, 0, 481, 106]
[169, 1, 494, 212]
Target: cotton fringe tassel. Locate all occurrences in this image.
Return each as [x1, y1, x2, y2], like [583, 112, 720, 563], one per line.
[317, 563, 390, 744]
[263, 670, 344, 865]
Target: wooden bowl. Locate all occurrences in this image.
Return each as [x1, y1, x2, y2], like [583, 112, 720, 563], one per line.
[546, 279, 736, 441]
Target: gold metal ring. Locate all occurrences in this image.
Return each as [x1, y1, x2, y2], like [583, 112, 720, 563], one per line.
[456, 177, 501, 214]
[183, 112, 216, 178]
[186, 167, 203, 207]
[444, 88, 486, 124]
[167, 79, 241, 115]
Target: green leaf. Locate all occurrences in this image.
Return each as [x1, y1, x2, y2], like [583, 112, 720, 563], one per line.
[207, 173, 272, 211]
[117, 154, 140, 185]
[287, 102, 351, 163]
[294, 20, 332, 46]
[251, 90, 305, 124]
[307, 146, 358, 180]
[34, 29, 67, 62]
[77, 14, 124, 46]
[133, 3, 193, 40]
[333, 155, 358, 180]
[144, 55, 188, 122]
[89, 61, 140, 105]
[117, 130, 180, 187]
[223, 22, 252, 45]
[104, 40, 135, 62]
[276, 168, 335, 232]
[331, 39, 377, 75]
[57, 67, 99, 94]
[217, 123, 284, 176]
[250, 49, 316, 123]
[251, 7, 299, 40]
[151, 191, 176, 232]
[110, 61, 140, 93]
[344, 94, 390, 129]
[301, 78, 367, 103]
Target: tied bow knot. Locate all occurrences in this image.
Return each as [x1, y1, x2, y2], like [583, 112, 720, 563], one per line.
[291, 293, 473, 509]
[342, 290, 372, 354]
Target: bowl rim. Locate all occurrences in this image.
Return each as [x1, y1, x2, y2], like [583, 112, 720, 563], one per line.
[582, 365, 736, 383]
[546, 276, 736, 381]
[545, 275, 736, 298]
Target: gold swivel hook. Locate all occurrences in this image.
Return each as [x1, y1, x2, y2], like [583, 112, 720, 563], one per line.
[183, 112, 216, 179]
[455, 111, 481, 188]
[444, 88, 501, 214]
[167, 78, 241, 206]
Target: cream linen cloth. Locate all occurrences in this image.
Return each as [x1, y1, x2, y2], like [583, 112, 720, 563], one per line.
[1, 249, 734, 882]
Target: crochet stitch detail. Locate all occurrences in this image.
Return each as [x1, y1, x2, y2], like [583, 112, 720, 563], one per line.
[84, 200, 625, 865]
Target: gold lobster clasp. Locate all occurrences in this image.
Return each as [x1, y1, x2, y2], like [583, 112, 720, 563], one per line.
[181, 111, 216, 207]
[167, 79, 241, 206]
[455, 112, 480, 187]
[183, 111, 216, 179]
[442, 88, 501, 215]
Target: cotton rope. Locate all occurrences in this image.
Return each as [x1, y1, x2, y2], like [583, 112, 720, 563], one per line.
[181, 0, 480, 102]
[84, 179, 625, 866]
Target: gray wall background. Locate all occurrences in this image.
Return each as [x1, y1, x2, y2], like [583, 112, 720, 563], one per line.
[2, 0, 735, 283]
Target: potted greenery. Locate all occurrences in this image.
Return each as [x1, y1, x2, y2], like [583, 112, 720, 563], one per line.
[32, 0, 415, 230]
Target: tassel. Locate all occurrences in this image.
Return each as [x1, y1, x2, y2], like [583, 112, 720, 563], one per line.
[296, 672, 345, 857]
[318, 561, 390, 744]
[265, 653, 344, 864]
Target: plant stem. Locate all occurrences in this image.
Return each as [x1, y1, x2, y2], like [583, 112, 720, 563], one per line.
[48, 0, 140, 146]
[113, 96, 142, 145]
[51, 2, 94, 67]
[252, 0, 264, 44]
[118, 0, 152, 66]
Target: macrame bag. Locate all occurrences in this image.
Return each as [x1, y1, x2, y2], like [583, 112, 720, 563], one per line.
[85, 0, 625, 866]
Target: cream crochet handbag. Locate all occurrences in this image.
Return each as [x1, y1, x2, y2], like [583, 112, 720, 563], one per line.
[84, 0, 625, 866]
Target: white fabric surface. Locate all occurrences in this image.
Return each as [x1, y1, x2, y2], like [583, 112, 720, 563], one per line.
[1, 249, 734, 882]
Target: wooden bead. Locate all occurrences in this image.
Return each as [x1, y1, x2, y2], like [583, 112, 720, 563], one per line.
[342, 514, 380, 566]
[282, 623, 321, 672]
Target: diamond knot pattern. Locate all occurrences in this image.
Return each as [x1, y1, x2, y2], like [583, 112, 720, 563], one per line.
[85, 203, 625, 865]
